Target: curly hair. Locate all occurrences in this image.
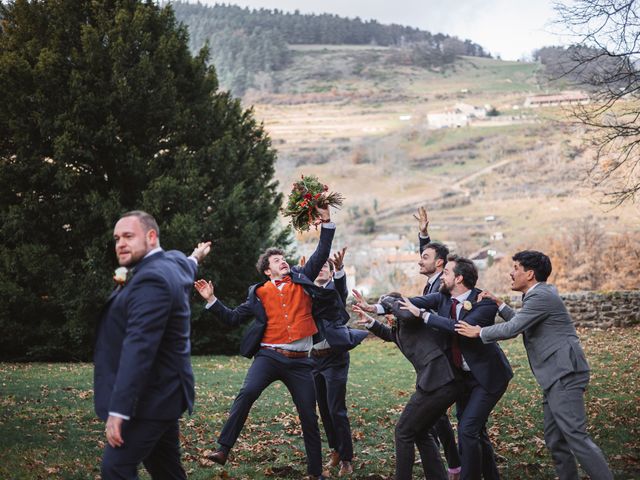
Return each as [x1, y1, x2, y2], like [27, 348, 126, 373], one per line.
[256, 247, 285, 275]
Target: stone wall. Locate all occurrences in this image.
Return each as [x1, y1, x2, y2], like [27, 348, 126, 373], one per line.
[357, 290, 640, 328]
[503, 290, 640, 328]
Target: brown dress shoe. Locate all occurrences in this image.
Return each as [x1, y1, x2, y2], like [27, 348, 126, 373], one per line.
[324, 450, 340, 469]
[338, 461, 353, 476]
[205, 449, 228, 465]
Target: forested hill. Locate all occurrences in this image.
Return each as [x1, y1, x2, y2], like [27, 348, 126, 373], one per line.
[169, 2, 490, 95]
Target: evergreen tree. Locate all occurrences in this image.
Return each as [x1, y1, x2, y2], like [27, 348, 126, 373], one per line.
[0, 0, 285, 360]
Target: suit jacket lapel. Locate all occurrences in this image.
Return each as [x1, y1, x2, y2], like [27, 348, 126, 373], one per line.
[457, 289, 476, 321]
[106, 285, 122, 304]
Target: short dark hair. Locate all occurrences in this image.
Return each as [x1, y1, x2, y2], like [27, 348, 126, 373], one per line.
[256, 247, 285, 275]
[423, 242, 450, 266]
[120, 210, 160, 237]
[512, 250, 552, 282]
[447, 254, 478, 289]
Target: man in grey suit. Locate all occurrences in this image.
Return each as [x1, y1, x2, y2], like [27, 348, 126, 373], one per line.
[455, 250, 612, 480]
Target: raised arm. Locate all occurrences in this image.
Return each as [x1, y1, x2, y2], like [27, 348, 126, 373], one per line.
[299, 206, 334, 282]
[331, 247, 348, 303]
[414, 206, 431, 252]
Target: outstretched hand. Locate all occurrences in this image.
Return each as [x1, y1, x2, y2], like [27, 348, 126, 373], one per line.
[398, 297, 420, 317]
[191, 241, 212, 263]
[352, 289, 376, 313]
[194, 279, 216, 303]
[353, 304, 375, 326]
[413, 206, 429, 236]
[330, 247, 347, 271]
[455, 320, 482, 338]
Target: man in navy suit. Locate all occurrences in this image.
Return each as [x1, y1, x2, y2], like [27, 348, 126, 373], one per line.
[400, 255, 512, 480]
[194, 207, 363, 479]
[94, 210, 210, 479]
[310, 247, 366, 477]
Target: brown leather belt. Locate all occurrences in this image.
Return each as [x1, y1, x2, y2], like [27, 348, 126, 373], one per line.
[260, 346, 308, 359]
[311, 347, 334, 358]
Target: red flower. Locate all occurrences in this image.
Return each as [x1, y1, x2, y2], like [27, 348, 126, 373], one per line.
[304, 193, 312, 200]
[323, 184, 329, 191]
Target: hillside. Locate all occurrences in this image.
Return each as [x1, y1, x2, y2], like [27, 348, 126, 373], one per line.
[171, 2, 489, 95]
[169, 1, 638, 295]
[241, 47, 638, 295]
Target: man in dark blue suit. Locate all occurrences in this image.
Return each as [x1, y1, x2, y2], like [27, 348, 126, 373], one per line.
[310, 247, 367, 476]
[194, 207, 363, 479]
[94, 210, 210, 479]
[400, 255, 513, 480]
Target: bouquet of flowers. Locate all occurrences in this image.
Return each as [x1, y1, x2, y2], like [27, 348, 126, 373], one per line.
[283, 175, 344, 232]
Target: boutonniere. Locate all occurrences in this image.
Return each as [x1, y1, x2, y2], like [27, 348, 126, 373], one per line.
[113, 267, 129, 285]
[463, 300, 473, 311]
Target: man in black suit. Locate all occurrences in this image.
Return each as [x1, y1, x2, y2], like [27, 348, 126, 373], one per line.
[194, 207, 362, 480]
[94, 210, 210, 479]
[310, 247, 366, 476]
[400, 255, 512, 480]
[415, 206, 462, 480]
[353, 292, 464, 480]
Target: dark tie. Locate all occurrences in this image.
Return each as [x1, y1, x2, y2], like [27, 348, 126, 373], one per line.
[274, 276, 291, 288]
[450, 298, 463, 369]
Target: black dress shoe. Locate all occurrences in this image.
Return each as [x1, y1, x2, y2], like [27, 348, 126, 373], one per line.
[205, 449, 228, 465]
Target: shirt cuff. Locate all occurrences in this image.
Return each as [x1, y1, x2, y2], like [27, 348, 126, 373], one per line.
[321, 222, 336, 229]
[333, 269, 345, 279]
[205, 299, 217, 309]
[108, 412, 130, 420]
[188, 256, 198, 265]
[374, 304, 385, 315]
[498, 303, 506, 312]
[422, 312, 431, 324]
[418, 233, 430, 239]
[479, 327, 486, 341]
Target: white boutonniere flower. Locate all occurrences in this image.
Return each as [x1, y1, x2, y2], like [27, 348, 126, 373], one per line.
[113, 267, 128, 285]
[463, 300, 473, 311]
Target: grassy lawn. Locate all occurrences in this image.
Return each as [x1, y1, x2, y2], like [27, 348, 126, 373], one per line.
[1, 327, 638, 479]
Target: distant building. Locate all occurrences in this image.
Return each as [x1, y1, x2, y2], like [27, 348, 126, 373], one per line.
[524, 91, 589, 108]
[427, 103, 487, 129]
[370, 233, 413, 255]
[384, 251, 419, 278]
[469, 248, 502, 270]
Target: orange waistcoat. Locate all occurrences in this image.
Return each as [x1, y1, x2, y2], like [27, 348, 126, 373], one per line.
[257, 280, 317, 344]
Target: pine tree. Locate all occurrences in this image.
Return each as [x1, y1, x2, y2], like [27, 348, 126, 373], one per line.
[0, 0, 285, 360]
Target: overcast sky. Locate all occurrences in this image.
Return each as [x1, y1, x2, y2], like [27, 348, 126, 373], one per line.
[196, 0, 570, 60]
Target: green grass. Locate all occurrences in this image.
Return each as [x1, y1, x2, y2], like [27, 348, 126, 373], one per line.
[1, 328, 639, 479]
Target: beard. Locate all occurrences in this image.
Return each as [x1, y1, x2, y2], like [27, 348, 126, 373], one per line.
[439, 281, 452, 295]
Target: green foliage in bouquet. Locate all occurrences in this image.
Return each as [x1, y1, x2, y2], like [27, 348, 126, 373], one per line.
[283, 175, 344, 232]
